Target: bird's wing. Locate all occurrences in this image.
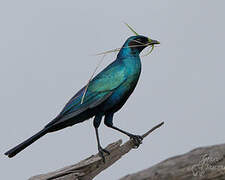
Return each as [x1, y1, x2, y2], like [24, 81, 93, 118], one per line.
[45, 61, 126, 127]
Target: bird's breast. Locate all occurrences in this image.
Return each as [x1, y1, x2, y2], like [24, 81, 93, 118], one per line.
[101, 57, 141, 112]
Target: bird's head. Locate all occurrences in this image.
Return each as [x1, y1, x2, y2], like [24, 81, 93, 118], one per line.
[118, 35, 160, 57]
[117, 23, 160, 58]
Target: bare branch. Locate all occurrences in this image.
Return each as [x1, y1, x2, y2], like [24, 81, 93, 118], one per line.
[29, 122, 164, 180]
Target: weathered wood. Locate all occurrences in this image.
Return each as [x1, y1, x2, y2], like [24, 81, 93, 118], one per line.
[29, 122, 164, 180]
[120, 143, 225, 180]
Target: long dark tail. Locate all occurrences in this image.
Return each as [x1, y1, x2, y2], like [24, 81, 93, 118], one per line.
[4, 128, 49, 158]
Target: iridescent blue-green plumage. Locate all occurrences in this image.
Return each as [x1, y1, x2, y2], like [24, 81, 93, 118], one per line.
[5, 35, 160, 159]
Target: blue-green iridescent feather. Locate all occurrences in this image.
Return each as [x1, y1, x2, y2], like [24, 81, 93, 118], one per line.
[44, 36, 149, 129]
[59, 60, 127, 116]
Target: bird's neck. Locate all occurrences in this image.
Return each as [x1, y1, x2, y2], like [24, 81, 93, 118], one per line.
[117, 47, 139, 59]
[116, 47, 142, 75]
[118, 53, 142, 77]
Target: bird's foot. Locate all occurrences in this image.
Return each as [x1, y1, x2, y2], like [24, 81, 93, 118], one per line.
[129, 134, 143, 148]
[98, 146, 110, 163]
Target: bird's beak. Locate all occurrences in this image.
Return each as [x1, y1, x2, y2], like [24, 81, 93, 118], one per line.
[148, 38, 160, 46]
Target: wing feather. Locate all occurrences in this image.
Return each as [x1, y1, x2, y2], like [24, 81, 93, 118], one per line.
[47, 61, 126, 127]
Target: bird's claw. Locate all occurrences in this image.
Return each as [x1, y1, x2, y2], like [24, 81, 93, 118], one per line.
[98, 146, 110, 163]
[129, 134, 143, 148]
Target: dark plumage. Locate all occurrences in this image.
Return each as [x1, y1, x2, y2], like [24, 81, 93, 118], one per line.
[5, 35, 159, 161]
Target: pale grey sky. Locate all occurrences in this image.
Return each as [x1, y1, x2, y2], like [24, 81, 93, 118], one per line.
[1, 1, 225, 179]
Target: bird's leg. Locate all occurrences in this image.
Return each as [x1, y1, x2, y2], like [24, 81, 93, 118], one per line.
[104, 113, 143, 148]
[93, 114, 110, 163]
[95, 128, 110, 156]
[107, 125, 143, 148]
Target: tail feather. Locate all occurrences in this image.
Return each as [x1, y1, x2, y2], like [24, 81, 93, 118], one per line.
[4, 128, 49, 158]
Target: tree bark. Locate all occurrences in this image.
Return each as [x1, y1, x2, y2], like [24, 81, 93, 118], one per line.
[120, 143, 225, 180]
